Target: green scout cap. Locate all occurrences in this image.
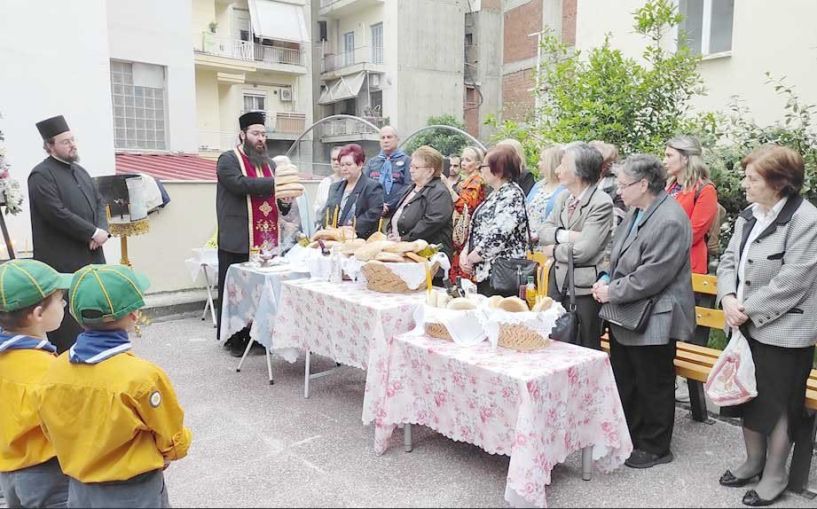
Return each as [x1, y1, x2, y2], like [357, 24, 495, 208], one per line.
[0, 259, 72, 312]
[69, 265, 150, 325]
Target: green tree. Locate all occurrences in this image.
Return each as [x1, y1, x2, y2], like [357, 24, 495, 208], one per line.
[402, 114, 471, 157]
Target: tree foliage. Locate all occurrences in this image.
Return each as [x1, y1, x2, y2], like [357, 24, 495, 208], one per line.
[402, 114, 471, 157]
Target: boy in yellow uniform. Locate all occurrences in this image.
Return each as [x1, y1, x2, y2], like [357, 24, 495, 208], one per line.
[0, 260, 71, 508]
[38, 265, 192, 508]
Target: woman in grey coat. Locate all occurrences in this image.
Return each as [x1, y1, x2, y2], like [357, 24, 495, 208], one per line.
[716, 145, 817, 507]
[592, 154, 696, 470]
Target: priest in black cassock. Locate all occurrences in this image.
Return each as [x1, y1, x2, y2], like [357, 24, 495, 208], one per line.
[28, 115, 109, 352]
[216, 111, 292, 356]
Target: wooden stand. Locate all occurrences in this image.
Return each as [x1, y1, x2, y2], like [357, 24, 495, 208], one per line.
[109, 219, 150, 266]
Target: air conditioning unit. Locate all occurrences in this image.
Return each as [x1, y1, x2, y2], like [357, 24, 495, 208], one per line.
[279, 87, 293, 102]
[368, 73, 382, 89]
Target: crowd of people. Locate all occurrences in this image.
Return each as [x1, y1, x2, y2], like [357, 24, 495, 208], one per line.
[1, 111, 815, 508]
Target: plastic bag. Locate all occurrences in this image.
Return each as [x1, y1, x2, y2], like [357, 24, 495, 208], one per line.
[704, 328, 757, 407]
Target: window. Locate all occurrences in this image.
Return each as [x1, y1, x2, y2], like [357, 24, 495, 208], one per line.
[110, 61, 167, 150]
[318, 21, 328, 42]
[679, 0, 734, 55]
[243, 93, 266, 114]
[371, 23, 383, 64]
[343, 31, 355, 66]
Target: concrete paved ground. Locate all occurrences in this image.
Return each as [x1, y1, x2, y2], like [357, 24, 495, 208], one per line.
[56, 315, 817, 507]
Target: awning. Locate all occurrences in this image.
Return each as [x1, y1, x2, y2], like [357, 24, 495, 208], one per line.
[116, 153, 217, 181]
[318, 72, 366, 105]
[248, 0, 309, 43]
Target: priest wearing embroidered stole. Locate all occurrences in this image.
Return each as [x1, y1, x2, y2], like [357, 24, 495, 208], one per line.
[215, 111, 292, 354]
[28, 115, 109, 353]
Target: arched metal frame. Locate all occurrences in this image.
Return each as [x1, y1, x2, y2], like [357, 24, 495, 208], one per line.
[398, 124, 487, 152]
[284, 114, 382, 158]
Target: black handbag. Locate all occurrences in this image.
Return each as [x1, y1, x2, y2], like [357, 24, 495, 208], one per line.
[488, 185, 538, 297]
[550, 247, 581, 344]
[599, 297, 654, 333]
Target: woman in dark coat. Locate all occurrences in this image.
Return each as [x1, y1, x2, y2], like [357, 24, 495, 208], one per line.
[323, 144, 384, 239]
[386, 145, 454, 259]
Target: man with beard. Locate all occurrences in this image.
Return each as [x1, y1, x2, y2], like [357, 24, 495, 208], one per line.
[216, 111, 292, 355]
[28, 115, 109, 353]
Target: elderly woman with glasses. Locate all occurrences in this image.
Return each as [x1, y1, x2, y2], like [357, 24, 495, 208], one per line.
[592, 154, 696, 470]
[539, 142, 613, 350]
[386, 146, 454, 259]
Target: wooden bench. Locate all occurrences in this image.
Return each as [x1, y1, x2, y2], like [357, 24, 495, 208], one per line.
[600, 273, 817, 497]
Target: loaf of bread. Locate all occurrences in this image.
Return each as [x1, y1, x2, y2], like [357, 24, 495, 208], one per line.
[275, 164, 299, 177]
[497, 297, 529, 313]
[339, 238, 366, 254]
[486, 295, 504, 309]
[354, 240, 394, 261]
[410, 239, 429, 252]
[366, 231, 387, 243]
[446, 297, 477, 311]
[383, 241, 416, 254]
[531, 297, 554, 312]
[374, 252, 406, 263]
[275, 174, 300, 186]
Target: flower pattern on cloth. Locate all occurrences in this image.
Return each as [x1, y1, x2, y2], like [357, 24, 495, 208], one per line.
[362, 334, 632, 508]
[468, 182, 529, 282]
[272, 280, 423, 369]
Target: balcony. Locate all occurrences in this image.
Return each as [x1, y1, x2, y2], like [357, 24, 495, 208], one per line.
[194, 32, 306, 74]
[198, 112, 307, 152]
[318, 116, 386, 142]
[321, 44, 384, 77]
[319, 0, 383, 18]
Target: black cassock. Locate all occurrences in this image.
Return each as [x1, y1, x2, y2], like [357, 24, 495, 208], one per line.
[28, 156, 107, 352]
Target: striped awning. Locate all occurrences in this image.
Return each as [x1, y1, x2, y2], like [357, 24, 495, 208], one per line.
[115, 153, 217, 181]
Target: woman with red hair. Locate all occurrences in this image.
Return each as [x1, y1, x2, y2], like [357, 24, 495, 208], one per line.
[322, 144, 384, 238]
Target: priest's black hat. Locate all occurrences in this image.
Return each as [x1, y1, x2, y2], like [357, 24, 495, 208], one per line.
[36, 115, 70, 140]
[239, 111, 266, 130]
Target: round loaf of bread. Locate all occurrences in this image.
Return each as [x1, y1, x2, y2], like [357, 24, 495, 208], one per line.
[275, 174, 300, 186]
[275, 182, 305, 192]
[486, 295, 504, 308]
[497, 296, 529, 313]
[446, 297, 477, 311]
[375, 251, 406, 263]
[275, 164, 299, 177]
[366, 231, 387, 243]
[312, 228, 341, 242]
[354, 240, 394, 261]
[531, 296, 554, 312]
[383, 241, 416, 254]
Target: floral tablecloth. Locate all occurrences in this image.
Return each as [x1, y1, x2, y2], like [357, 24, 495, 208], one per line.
[362, 333, 633, 508]
[272, 280, 423, 369]
[220, 262, 309, 348]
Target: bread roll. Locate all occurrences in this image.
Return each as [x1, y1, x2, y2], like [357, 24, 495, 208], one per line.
[531, 297, 554, 312]
[354, 240, 393, 261]
[383, 241, 416, 254]
[486, 295, 504, 309]
[375, 252, 406, 263]
[366, 231, 387, 243]
[275, 183, 305, 193]
[275, 175, 300, 186]
[311, 229, 340, 242]
[446, 298, 477, 311]
[339, 238, 366, 254]
[275, 164, 299, 177]
[497, 297, 529, 313]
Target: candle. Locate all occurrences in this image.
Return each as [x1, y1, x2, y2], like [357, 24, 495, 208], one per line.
[333, 206, 339, 229]
[325, 208, 329, 228]
[353, 215, 357, 232]
[424, 260, 432, 296]
[378, 217, 383, 233]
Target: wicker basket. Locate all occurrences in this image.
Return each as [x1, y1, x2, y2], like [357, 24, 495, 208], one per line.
[361, 261, 440, 293]
[424, 322, 453, 341]
[497, 324, 551, 352]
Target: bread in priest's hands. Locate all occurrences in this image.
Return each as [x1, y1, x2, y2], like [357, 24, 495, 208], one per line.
[275, 182, 305, 193]
[497, 296, 529, 313]
[275, 174, 301, 186]
[374, 252, 406, 263]
[275, 164, 299, 177]
[446, 297, 477, 311]
[531, 297, 554, 312]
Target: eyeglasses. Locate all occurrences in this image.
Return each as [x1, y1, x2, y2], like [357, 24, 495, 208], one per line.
[246, 130, 266, 138]
[617, 179, 642, 190]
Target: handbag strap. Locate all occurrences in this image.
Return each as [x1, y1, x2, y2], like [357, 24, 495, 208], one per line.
[558, 243, 577, 311]
[516, 184, 534, 253]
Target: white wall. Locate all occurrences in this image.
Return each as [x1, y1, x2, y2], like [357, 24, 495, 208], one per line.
[107, 0, 198, 153]
[0, 0, 117, 261]
[574, 0, 817, 129]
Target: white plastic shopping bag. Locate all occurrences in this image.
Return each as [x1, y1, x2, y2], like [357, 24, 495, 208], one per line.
[704, 328, 758, 406]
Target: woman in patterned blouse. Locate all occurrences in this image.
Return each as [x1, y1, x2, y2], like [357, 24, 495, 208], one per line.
[449, 146, 486, 282]
[460, 145, 529, 295]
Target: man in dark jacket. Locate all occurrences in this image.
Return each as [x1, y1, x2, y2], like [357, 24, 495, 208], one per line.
[28, 115, 108, 353]
[363, 126, 411, 219]
[216, 111, 292, 355]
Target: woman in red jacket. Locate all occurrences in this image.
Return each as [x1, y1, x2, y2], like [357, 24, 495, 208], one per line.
[663, 135, 718, 274]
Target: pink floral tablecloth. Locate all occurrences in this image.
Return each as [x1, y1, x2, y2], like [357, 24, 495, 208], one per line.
[273, 280, 424, 369]
[362, 333, 633, 508]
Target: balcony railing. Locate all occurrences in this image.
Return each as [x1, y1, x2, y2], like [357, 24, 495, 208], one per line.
[321, 116, 386, 137]
[321, 44, 384, 73]
[196, 32, 302, 66]
[199, 112, 307, 151]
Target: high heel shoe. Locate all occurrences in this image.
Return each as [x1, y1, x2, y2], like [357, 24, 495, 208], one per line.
[742, 488, 785, 507]
[719, 469, 761, 487]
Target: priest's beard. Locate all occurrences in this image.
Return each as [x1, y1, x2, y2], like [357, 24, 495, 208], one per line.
[243, 140, 269, 168]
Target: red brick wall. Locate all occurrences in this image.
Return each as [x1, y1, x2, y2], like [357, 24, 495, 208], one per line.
[562, 0, 577, 46]
[501, 70, 535, 121]
[481, 0, 502, 11]
[464, 87, 480, 137]
[503, 1, 543, 64]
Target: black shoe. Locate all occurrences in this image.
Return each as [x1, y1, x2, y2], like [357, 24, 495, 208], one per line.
[624, 449, 674, 469]
[229, 339, 250, 357]
[742, 488, 785, 507]
[720, 469, 762, 487]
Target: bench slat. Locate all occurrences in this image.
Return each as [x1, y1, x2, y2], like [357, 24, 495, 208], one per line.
[692, 274, 719, 296]
[695, 306, 725, 330]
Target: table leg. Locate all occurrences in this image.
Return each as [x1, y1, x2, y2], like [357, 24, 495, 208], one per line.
[203, 266, 217, 327]
[235, 338, 254, 373]
[265, 346, 274, 385]
[404, 423, 413, 453]
[581, 446, 593, 481]
[304, 350, 311, 399]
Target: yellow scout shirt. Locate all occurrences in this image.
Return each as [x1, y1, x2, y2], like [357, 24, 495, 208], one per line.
[38, 351, 192, 483]
[0, 349, 57, 472]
